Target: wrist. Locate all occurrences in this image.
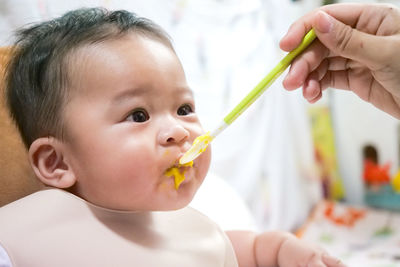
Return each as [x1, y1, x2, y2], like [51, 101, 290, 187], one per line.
[276, 232, 297, 265]
[254, 231, 296, 267]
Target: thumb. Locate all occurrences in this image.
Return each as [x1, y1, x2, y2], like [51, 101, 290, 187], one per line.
[313, 10, 388, 68]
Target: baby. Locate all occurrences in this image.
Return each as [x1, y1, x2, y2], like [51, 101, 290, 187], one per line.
[0, 7, 345, 267]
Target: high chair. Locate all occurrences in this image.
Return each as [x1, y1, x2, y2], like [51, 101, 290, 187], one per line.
[0, 47, 42, 207]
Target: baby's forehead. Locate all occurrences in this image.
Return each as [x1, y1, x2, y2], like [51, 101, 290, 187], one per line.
[63, 36, 139, 92]
[65, 33, 173, 77]
[68, 32, 172, 59]
[63, 35, 185, 98]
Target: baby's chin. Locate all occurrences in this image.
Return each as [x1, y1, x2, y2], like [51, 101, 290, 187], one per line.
[125, 198, 194, 212]
[113, 188, 201, 212]
[88, 199, 194, 213]
[156, 186, 200, 211]
[154, 201, 191, 211]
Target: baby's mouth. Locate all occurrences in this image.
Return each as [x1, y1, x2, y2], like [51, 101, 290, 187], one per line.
[164, 161, 194, 190]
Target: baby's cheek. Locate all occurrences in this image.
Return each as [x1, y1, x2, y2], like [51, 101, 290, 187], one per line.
[197, 146, 212, 178]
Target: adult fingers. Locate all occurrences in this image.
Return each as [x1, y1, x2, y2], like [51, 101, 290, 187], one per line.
[310, 56, 362, 82]
[301, 70, 349, 103]
[280, 3, 380, 52]
[313, 10, 392, 69]
[283, 40, 329, 90]
[303, 71, 322, 102]
[320, 70, 351, 91]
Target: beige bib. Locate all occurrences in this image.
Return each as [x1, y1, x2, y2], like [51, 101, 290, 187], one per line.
[0, 189, 238, 267]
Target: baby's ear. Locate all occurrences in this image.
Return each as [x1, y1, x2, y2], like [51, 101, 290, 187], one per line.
[29, 137, 76, 188]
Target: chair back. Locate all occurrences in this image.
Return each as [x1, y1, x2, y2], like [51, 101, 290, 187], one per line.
[0, 47, 42, 207]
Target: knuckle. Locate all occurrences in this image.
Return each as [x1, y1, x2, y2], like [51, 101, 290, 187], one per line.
[382, 3, 397, 13]
[335, 24, 354, 54]
[380, 3, 400, 22]
[377, 37, 400, 68]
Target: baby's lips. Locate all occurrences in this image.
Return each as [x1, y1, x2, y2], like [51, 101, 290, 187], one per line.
[164, 154, 192, 172]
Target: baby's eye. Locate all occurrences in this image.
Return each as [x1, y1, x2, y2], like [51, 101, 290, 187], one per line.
[177, 104, 194, 116]
[127, 108, 149, 123]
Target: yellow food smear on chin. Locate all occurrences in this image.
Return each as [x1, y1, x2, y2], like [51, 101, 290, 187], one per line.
[164, 161, 193, 190]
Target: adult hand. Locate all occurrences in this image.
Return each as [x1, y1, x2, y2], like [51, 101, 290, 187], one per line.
[280, 3, 400, 118]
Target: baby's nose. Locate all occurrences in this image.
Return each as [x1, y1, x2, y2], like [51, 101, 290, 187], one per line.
[158, 124, 189, 145]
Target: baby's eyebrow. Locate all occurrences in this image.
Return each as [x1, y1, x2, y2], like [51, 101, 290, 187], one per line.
[179, 87, 194, 97]
[172, 85, 194, 95]
[112, 87, 148, 104]
[112, 86, 194, 104]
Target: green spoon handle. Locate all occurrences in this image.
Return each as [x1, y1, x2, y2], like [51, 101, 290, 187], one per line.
[222, 29, 317, 126]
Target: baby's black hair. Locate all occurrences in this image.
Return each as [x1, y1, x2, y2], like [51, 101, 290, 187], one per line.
[5, 7, 172, 148]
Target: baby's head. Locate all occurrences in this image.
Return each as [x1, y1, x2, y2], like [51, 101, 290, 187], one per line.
[6, 8, 211, 211]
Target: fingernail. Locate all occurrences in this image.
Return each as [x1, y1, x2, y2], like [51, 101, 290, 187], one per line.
[281, 32, 289, 41]
[315, 11, 333, 33]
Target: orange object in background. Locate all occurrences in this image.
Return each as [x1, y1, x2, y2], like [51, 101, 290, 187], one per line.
[323, 202, 366, 227]
[363, 159, 391, 186]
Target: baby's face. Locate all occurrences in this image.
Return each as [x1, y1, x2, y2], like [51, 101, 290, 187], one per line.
[61, 34, 211, 211]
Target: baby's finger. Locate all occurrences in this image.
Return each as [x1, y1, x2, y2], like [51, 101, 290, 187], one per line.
[310, 263, 326, 267]
[306, 254, 329, 267]
[322, 254, 348, 267]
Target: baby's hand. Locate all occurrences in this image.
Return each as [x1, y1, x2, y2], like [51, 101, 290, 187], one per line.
[277, 236, 346, 267]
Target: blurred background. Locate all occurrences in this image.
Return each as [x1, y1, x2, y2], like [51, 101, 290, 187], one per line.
[1, 0, 400, 236]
